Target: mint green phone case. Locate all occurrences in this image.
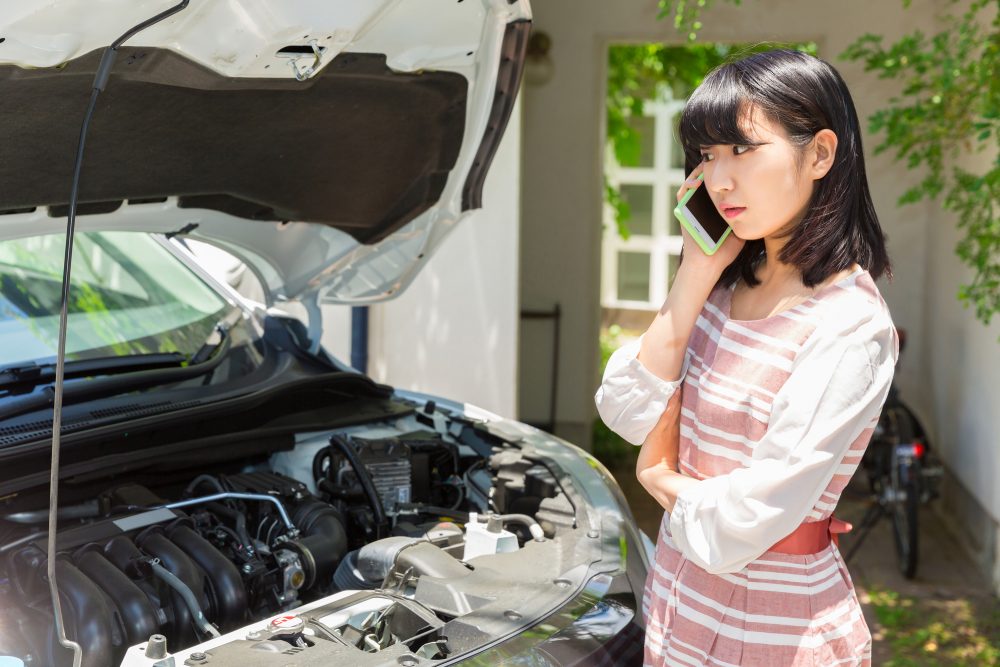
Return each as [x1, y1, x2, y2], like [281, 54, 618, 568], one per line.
[672, 173, 733, 255]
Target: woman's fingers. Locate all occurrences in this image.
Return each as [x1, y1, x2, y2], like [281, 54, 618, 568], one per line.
[675, 162, 705, 203]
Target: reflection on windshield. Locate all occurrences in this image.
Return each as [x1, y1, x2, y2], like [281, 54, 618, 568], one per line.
[0, 232, 229, 366]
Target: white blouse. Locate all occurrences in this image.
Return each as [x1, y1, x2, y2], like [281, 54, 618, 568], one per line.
[594, 280, 899, 573]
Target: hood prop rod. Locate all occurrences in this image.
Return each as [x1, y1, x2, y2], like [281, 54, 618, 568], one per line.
[46, 3, 191, 666]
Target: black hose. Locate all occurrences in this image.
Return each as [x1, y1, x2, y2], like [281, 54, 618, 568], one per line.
[206, 502, 255, 556]
[3, 500, 100, 524]
[312, 447, 332, 484]
[327, 435, 388, 539]
[135, 528, 210, 647]
[185, 474, 226, 496]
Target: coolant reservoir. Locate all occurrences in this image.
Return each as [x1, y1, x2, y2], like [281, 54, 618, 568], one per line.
[462, 513, 518, 561]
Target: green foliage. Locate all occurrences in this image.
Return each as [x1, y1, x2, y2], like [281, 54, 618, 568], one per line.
[657, 0, 743, 42]
[839, 0, 1000, 326]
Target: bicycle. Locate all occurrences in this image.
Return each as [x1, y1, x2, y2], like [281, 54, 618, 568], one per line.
[842, 328, 943, 579]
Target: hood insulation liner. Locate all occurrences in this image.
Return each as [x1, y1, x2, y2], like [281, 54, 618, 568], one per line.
[0, 49, 467, 244]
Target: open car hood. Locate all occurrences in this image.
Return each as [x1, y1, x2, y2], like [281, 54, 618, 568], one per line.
[0, 0, 530, 303]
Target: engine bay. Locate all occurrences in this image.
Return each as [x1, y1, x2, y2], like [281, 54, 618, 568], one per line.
[0, 403, 593, 667]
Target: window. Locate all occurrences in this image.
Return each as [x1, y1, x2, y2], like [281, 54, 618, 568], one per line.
[0, 232, 231, 366]
[601, 88, 687, 311]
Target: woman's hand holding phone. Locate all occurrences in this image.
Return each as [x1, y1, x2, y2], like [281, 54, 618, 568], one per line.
[634, 165, 746, 395]
[675, 162, 745, 281]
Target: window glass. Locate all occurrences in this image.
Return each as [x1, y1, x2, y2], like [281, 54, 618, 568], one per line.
[621, 114, 656, 168]
[616, 251, 651, 302]
[0, 232, 230, 366]
[620, 184, 653, 236]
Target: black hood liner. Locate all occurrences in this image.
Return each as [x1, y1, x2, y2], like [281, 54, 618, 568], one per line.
[0, 48, 467, 244]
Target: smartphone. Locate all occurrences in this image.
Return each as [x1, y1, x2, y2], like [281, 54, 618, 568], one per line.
[673, 172, 733, 255]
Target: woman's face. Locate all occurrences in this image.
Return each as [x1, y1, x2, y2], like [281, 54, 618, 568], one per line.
[697, 107, 829, 241]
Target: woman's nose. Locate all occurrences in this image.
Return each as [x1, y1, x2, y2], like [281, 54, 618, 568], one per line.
[706, 163, 734, 193]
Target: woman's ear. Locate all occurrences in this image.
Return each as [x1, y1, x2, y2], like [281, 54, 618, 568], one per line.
[810, 129, 838, 180]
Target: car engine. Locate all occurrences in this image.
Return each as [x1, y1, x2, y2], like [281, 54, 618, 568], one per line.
[0, 420, 577, 667]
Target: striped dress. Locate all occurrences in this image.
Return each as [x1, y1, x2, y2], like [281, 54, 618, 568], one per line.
[595, 268, 898, 667]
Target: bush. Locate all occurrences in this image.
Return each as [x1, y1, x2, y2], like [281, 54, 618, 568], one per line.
[592, 325, 640, 469]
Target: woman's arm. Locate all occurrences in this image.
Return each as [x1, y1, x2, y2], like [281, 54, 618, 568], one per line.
[666, 317, 898, 574]
[636, 170, 744, 383]
[635, 388, 701, 512]
[594, 169, 742, 446]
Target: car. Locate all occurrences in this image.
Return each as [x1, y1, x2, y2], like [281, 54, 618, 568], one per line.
[0, 2, 651, 666]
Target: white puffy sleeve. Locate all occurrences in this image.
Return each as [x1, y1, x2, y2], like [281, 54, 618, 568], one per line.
[594, 333, 691, 446]
[668, 307, 898, 574]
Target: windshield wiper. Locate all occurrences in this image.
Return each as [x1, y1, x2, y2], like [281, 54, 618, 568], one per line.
[0, 327, 231, 423]
[0, 353, 187, 392]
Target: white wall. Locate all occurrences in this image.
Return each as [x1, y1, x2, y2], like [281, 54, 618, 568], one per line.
[913, 141, 1000, 564]
[364, 102, 522, 418]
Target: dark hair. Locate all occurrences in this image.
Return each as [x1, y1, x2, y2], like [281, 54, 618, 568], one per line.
[678, 48, 891, 288]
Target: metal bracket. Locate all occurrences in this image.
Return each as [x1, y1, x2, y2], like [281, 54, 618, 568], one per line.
[281, 40, 325, 81]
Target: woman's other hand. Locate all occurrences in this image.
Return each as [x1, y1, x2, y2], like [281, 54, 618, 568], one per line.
[636, 387, 698, 513]
[637, 386, 683, 477]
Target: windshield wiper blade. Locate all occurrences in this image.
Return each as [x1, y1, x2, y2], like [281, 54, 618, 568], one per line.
[0, 329, 231, 423]
[0, 353, 187, 392]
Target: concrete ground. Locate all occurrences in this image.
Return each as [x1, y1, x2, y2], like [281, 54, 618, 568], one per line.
[610, 464, 998, 664]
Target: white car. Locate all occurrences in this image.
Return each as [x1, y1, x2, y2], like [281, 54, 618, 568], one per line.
[0, 2, 651, 666]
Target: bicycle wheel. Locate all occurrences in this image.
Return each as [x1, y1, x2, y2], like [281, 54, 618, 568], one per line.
[888, 408, 920, 579]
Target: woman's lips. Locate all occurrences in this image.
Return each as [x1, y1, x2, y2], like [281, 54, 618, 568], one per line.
[722, 207, 746, 219]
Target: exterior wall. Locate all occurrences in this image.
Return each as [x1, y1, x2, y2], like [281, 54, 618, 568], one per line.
[364, 102, 522, 419]
[519, 0, 1000, 587]
[925, 140, 1000, 584]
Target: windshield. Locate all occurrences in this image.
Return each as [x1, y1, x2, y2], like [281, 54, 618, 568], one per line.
[0, 231, 230, 367]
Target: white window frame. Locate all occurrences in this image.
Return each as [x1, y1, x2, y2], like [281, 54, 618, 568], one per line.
[602, 91, 687, 311]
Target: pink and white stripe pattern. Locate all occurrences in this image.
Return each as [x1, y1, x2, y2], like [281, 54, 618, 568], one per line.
[608, 270, 898, 666]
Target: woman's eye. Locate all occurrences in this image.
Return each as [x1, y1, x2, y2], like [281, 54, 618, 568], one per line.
[733, 145, 751, 155]
[699, 152, 713, 162]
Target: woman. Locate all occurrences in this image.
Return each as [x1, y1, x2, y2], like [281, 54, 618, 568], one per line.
[595, 50, 897, 666]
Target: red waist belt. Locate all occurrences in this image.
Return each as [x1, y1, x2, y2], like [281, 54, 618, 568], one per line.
[768, 516, 853, 555]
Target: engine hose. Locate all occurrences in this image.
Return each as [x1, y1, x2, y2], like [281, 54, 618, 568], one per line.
[3, 500, 101, 524]
[184, 474, 226, 496]
[136, 529, 210, 647]
[149, 561, 220, 639]
[312, 447, 331, 484]
[206, 502, 256, 556]
[328, 435, 388, 539]
[492, 513, 546, 542]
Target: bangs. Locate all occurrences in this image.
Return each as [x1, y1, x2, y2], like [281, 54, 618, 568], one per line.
[678, 66, 764, 166]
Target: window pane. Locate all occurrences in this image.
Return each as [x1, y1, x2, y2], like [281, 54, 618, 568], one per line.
[670, 113, 685, 169]
[620, 114, 655, 168]
[668, 184, 682, 236]
[617, 251, 651, 302]
[0, 232, 229, 366]
[620, 184, 653, 236]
